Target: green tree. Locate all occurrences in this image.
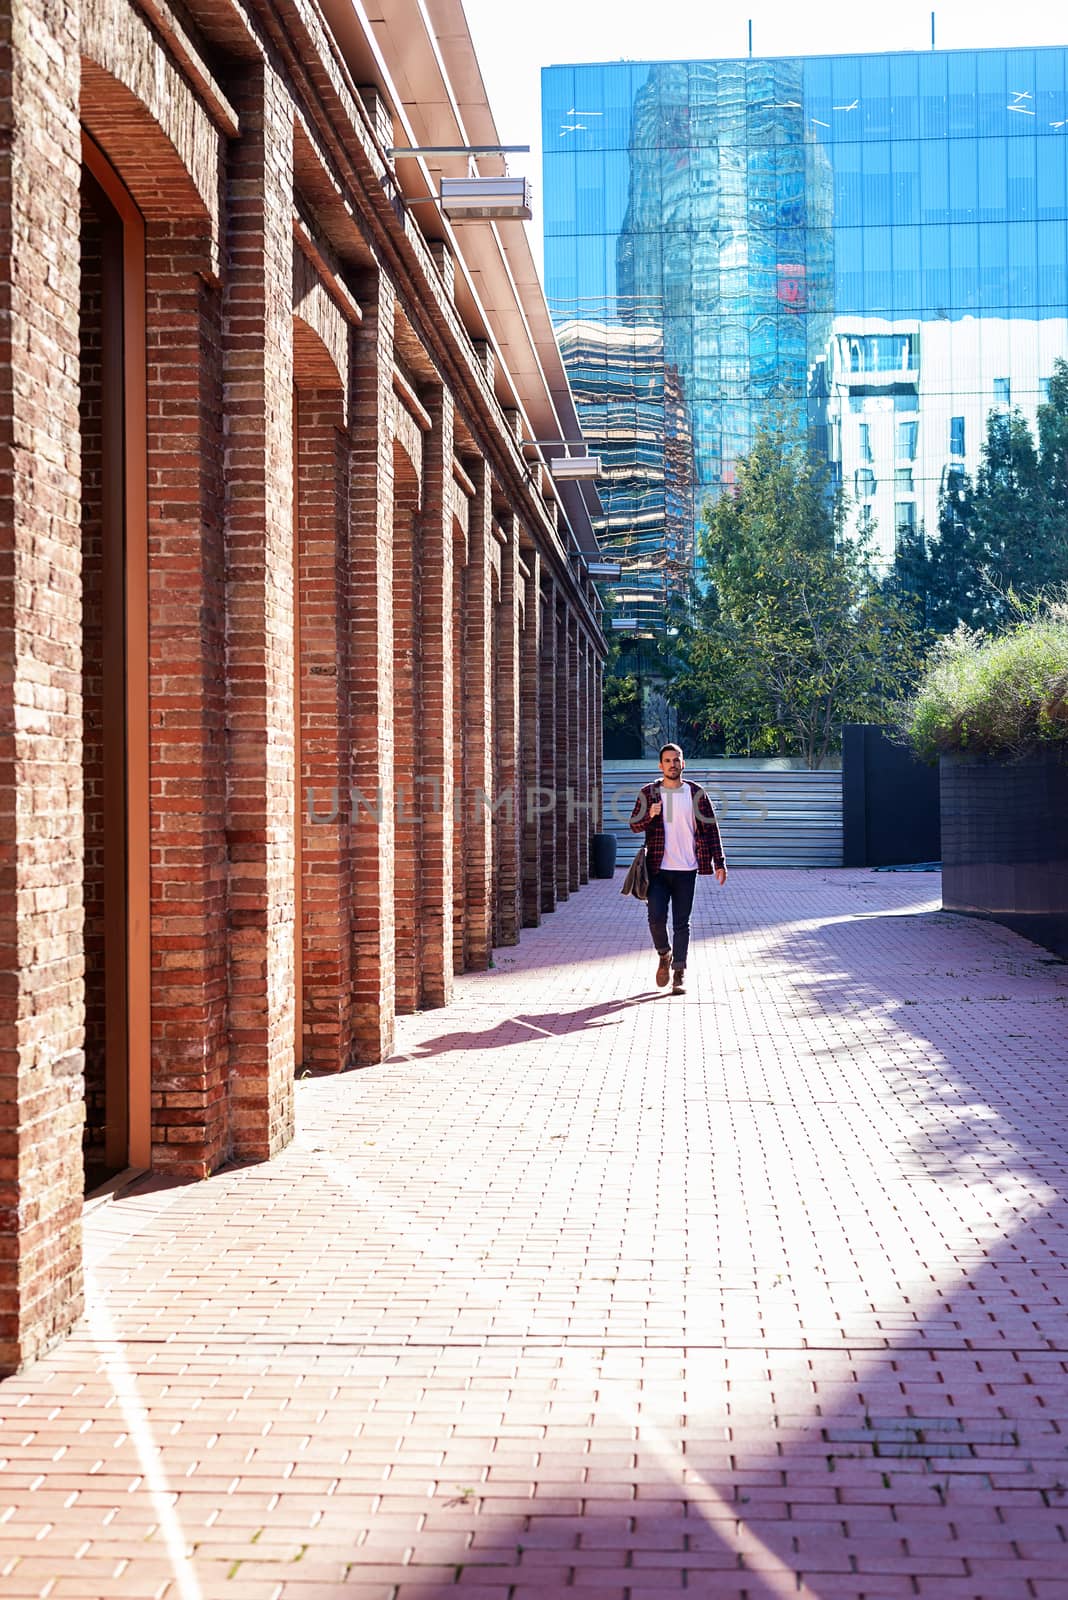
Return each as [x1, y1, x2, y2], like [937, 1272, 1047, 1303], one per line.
[1036, 358, 1068, 556]
[896, 358, 1068, 632]
[602, 652, 641, 758]
[673, 423, 927, 767]
[971, 406, 1046, 608]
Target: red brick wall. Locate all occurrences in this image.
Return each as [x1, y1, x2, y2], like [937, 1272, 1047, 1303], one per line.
[1, 0, 608, 1368]
[451, 503, 468, 974]
[0, 0, 85, 1370]
[461, 465, 495, 970]
[520, 552, 542, 928]
[222, 67, 296, 1160]
[414, 391, 455, 1007]
[554, 603, 572, 902]
[494, 524, 522, 946]
[349, 274, 397, 1062]
[574, 633, 587, 885]
[392, 443, 422, 1014]
[146, 221, 229, 1176]
[538, 584, 558, 915]
[295, 380, 352, 1072]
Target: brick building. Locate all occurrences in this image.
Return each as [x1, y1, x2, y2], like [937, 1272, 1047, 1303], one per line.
[0, 0, 605, 1369]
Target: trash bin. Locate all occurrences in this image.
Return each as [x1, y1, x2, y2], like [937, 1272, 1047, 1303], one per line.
[590, 832, 617, 878]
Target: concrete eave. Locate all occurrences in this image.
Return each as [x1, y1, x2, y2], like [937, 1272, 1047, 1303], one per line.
[317, 0, 602, 555]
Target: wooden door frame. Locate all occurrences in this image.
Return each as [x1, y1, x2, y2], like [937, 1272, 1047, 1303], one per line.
[81, 134, 150, 1171]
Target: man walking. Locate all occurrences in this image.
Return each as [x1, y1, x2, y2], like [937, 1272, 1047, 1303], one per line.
[629, 744, 728, 993]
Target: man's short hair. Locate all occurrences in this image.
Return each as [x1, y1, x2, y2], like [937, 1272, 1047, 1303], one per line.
[659, 743, 684, 760]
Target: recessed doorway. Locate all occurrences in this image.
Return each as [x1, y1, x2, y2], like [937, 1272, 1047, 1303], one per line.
[79, 138, 150, 1191]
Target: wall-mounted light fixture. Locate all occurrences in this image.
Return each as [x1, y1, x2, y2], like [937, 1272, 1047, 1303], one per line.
[610, 617, 638, 630]
[440, 176, 533, 221]
[385, 146, 534, 222]
[548, 454, 601, 481]
[586, 561, 622, 578]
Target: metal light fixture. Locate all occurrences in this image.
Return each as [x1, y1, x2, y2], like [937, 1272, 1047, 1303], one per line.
[586, 561, 622, 578]
[548, 454, 601, 481]
[440, 177, 533, 221]
[388, 145, 530, 158]
[610, 617, 638, 630]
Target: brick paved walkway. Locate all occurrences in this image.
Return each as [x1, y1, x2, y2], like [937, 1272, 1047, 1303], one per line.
[4, 869, 1068, 1600]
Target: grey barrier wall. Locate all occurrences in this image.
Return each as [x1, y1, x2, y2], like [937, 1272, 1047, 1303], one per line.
[842, 724, 941, 868]
[602, 765, 843, 869]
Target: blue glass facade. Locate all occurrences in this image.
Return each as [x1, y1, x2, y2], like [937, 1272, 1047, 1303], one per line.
[542, 48, 1068, 628]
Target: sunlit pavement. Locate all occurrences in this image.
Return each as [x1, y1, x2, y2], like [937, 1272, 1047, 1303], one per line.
[5, 868, 1068, 1600]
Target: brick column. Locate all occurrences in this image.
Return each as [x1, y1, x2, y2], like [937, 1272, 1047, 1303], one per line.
[593, 653, 604, 831]
[146, 226, 228, 1169]
[349, 272, 396, 1060]
[519, 549, 542, 928]
[222, 67, 295, 1159]
[577, 631, 590, 885]
[494, 519, 522, 946]
[0, 0, 84, 1371]
[416, 390, 455, 1006]
[462, 463, 494, 968]
[554, 603, 572, 902]
[538, 581, 557, 914]
[568, 616, 582, 891]
[296, 385, 351, 1072]
[451, 509, 467, 973]
[391, 452, 422, 1015]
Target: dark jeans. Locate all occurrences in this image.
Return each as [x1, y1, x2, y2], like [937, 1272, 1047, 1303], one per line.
[647, 868, 697, 968]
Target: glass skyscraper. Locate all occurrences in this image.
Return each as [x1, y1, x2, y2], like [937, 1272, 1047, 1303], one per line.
[542, 48, 1068, 629]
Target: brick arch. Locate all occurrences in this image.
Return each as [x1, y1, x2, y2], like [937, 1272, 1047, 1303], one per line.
[293, 316, 345, 408]
[79, 82, 224, 1176]
[80, 57, 218, 273]
[392, 403, 424, 483]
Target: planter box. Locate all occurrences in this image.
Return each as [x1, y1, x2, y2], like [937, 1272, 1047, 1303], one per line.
[843, 724, 940, 867]
[940, 751, 1068, 957]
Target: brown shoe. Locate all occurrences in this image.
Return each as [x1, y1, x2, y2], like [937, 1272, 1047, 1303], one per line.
[655, 951, 671, 987]
[672, 967, 686, 994]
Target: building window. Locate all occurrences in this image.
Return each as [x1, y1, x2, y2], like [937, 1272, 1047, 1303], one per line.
[849, 395, 865, 414]
[895, 467, 914, 492]
[895, 501, 917, 537]
[855, 467, 876, 498]
[859, 423, 873, 462]
[994, 377, 1011, 404]
[950, 415, 965, 456]
[894, 392, 918, 412]
[1040, 377, 1051, 401]
[846, 334, 915, 374]
[898, 420, 918, 460]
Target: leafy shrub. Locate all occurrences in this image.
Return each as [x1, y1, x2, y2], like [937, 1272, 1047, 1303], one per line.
[903, 600, 1068, 761]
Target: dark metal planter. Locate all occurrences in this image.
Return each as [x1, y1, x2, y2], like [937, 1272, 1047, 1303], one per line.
[940, 751, 1068, 957]
[590, 832, 618, 879]
[842, 724, 941, 868]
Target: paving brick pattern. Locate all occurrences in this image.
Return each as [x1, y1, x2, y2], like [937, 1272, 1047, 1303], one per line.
[3, 868, 1068, 1599]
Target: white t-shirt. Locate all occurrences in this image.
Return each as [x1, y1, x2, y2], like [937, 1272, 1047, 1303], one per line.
[659, 784, 698, 871]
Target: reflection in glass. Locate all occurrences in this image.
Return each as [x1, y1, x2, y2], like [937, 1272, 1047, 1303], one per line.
[543, 45, 1068, 610]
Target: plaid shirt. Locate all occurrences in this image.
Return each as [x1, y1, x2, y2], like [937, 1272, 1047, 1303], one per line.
[629, 780, 726, 875]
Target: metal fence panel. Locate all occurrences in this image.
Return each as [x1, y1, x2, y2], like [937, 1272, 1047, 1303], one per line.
[601, 767, 843, 868]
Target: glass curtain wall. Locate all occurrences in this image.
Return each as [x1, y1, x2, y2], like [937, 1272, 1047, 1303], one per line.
[543, 47, 1068, 627]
